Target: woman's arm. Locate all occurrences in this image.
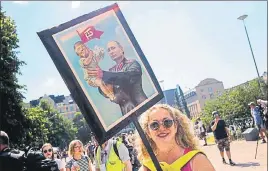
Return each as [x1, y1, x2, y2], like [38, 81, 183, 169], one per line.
[88, 159, 93, 171]
[191, 153, 215, 171]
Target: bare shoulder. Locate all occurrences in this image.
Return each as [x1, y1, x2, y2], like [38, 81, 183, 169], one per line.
[191, 153, 215, 171]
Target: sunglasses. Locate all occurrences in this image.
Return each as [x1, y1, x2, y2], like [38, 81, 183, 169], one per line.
[43, 149, 52, 154]
[149, 118, 175, 131]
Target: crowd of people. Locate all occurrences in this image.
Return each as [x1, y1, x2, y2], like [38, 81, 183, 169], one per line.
[1, 101, 268, 171]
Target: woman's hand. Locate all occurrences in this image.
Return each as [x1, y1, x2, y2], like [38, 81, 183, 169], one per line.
[71, 165, 80, 171]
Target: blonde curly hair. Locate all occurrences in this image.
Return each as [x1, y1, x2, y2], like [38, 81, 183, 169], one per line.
[68, 139, 85, 157]
[135, 104, 199, 161]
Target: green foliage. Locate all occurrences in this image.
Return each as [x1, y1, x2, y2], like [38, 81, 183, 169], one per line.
[24, 101, 77, 149]
[0, 8, 78, 149]
[0, 7, 28, 148]
[73, 112, 92, 145]
[201, 79, 267, 126]
[174, 86, 191, 118]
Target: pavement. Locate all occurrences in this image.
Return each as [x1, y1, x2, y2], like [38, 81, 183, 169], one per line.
[200, 139, 268, 171]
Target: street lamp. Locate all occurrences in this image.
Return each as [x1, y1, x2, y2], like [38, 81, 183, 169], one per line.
[237, 14, 264, 95]
[159, 80, 167, 104]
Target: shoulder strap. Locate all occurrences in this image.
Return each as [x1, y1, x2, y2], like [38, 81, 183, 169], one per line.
[113, 140, 120, 159]
[174, 150, 205, 169]
[142, 150, 205, 171]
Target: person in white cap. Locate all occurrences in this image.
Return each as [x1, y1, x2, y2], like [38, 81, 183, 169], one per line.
[249, 102, 267, 143]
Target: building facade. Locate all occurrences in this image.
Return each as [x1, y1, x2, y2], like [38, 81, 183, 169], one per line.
[159, 88, 177, 106]
[184, 90, 201, 118]
[195, 78, 224, 109]
[159, 78, 225, 118]
[56, 96, 80, 120]
[29, 94, 80, 120]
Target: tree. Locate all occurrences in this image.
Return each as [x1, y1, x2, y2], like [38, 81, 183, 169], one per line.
[0, 7, 28, 148]
[73, 112, 92, 145]
[201, 79, 266, 130]
[24, 100, 77, 149]
[24, 107, 49, 147]
[175, 85, 190, 118]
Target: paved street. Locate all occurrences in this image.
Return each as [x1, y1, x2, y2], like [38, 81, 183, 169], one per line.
[200, 140, 268, 171]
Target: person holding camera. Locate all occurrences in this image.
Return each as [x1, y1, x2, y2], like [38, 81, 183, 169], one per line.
[211, 111, 236, 166]
[0, 131, 25, 171]
[197, 118, 207, 146]
[41, 143, 64, 171]
[0, 130, 60, 171]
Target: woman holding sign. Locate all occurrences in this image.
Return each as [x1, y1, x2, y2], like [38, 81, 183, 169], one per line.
[136, 104, 215, 171]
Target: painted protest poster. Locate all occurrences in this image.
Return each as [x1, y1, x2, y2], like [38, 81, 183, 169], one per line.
[38, 3, 163, 143]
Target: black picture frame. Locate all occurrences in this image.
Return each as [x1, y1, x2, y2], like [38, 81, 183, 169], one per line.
[37, 3, 163, 144]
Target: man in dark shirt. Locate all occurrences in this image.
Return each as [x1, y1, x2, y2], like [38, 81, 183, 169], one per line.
[0, 131, 25, 171]
[211, 111, 236, 166]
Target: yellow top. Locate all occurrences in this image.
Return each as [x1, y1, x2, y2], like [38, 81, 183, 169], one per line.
[143, 150, 205, 171]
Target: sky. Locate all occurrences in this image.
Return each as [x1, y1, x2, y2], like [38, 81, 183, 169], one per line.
[2, 1, 268, 102]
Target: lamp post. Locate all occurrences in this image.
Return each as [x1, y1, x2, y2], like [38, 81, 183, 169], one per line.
[237, 14, 264, 96]
[159, 80, 167, 104]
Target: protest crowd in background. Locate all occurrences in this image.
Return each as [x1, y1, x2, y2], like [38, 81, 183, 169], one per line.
[1, 104, 218, 171]
[1, 99, 268, 171]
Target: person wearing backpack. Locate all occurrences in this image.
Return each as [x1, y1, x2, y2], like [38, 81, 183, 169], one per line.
[249, 102, 268, 143]
[197, 118, 207, 146]
[95, 138, 132, 171]
[120, 134, 141, 171]
[257, 99, 268, 130]
[136, 104, 215, 171]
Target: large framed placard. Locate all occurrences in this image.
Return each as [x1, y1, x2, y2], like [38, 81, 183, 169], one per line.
[37, 3, 163, 144]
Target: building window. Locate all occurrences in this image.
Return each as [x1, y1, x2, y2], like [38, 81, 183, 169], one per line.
[216, 90, 222, 96]
[202, 95, 206, 99]
[66, 106, 68, 112]
[194, 104, 197, 113]
[210, 93, 214, 99]
[70, 105, 74, 111]
[208, 87, 213, 92]
[200, 89, 204, 92]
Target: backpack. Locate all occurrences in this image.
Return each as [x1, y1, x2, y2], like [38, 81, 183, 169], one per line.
[113, 140, 141, 168]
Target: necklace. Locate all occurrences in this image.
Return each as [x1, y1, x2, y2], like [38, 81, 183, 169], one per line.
[156, 145, 185, 164]
[156, 143, 177, 156]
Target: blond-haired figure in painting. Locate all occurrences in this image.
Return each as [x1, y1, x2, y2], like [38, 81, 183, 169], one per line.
[74, 41, 114, 100]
